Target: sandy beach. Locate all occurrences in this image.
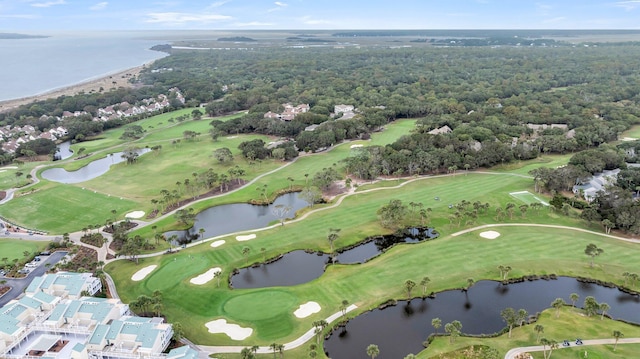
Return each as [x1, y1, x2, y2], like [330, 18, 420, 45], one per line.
[0, 64, 148, 113]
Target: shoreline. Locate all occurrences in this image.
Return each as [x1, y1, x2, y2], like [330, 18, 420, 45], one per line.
[0, 60, 157, 113]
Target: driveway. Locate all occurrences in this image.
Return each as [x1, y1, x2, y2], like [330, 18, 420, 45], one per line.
[0, 251, 67, 306]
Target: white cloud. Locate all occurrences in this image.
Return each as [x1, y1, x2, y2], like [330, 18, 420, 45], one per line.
[208, 0, 231, 7]
[236, 21, 274, 27]
[268, 1, 287, 12]
[90, 2, 108, 11]
[145, 12, 232, 24]
[615, 0, 640, 10]
[30, 0, 66, 8]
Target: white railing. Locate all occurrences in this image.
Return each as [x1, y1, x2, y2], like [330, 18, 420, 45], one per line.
[89, 350, 168, 359]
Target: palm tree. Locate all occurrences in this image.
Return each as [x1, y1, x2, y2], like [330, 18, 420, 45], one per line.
[599, 302, 610, 320]
[570, 293, 579, 307]
[420, 276, 430, 296]
[327, 228, 341, 255]
[466, 278, 475, 290]
[431, 317, 442, 334]
[404, 279, 416, 299]
[240, 347, 255, 359]
[270, 343, 279, 358]
[242, 246, 251, 265]
[584, 243, 604, 268]
[534, 324, 544, 343]
[213, 270, 222, 287]
[340, 299, 349, 319]
[313, 320, 328, 344]
[613, 330, 623, 351]
[366, 344, 379, 359]
[540, 338, 550, 359]
[551, 298, 565, 318]
[199, 228, 206, 241]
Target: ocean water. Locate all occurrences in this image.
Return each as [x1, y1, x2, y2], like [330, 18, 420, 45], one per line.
[0, 31, 168, 101]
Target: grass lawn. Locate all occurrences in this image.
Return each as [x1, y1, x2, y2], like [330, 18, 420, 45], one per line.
[0, 162, 39, 191]
[620, 124, 640, 140]
[0, 184, 138, 233]
[106, 172, 640, 351]
[419, 307, 640, 358]
[509, 190, 550, 206]
[0, 238, 49, 262]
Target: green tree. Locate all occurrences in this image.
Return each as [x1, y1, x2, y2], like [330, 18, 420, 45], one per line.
[327, 228, 341, 254]
[584, 243, 604, 268]
[420, 276, 430, 296]
[404, 279, 416, 299]
[613, 330, 623, 351]
[313, 320, 328, 344]
[551, 298, 565, 318]
[584, 296, 599, 317]
[242, 246, 251, 265]
[599, 302, 610, 320]
[570, 293, 579, 307]
[377, 199, 408, 229]
[366, 344, 380, 359]
[444, 320, 462, 343]
[431, 317, 442, 334]
[534, 324, 544, 343]
[501, 307, 518, 338]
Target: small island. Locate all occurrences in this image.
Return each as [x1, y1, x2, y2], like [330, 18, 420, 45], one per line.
[0, 33, 49, 39]
[217, 36, 256, 42]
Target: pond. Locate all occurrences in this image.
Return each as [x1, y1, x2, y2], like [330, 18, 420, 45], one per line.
[231, 228, 438, 289]
[164, 192, 309, 244]
[53, 140, 73, 161]
[324, 277, 640, 359]
[42, 148, 150, 183]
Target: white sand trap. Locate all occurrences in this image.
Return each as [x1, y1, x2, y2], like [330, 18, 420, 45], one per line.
[350, 144, 363, 148]
[205, 319, 252, 340]
[131, 265, 157, 281]
[190, 267, 221, 285]
[294, 301, 321, 318]
[480, 231, 501, 239]
[236, 234, 256, 242]
[226, 136, 238, 139]
[622, 137, 638, 141]
[0, 166, 18, 170]
[211, 240, 226, 248]
[125, 210, 145, 219]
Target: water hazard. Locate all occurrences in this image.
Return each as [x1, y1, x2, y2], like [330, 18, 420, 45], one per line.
[324, 277, 640, 359]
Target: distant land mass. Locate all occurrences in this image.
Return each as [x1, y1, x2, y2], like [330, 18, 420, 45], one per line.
[217, 36, 256, 42]
[0, 32, 48, 39]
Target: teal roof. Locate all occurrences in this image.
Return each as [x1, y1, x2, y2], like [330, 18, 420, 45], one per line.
[0, 313, 20, 335]
[32, 291, 58, 304]
[47, 302, 68, 322]
[25, 276, 45, 293]
[18, 296, 42, 309]
[72, 343, 86, 352]
[168, 346, 200, 359]
[138, 325, 160, 349]
[3, 303, 27, 319]
[78, 302, 111, 323]
[106, 320, 124, 340]
[88, 324, 109, 345]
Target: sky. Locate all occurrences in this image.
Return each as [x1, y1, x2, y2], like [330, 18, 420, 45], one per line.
[1, 0, 640, 31]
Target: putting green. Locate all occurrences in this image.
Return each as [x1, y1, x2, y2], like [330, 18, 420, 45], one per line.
[222, 290, 297, 321]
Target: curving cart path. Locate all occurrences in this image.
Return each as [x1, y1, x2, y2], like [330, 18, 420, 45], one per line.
[504, 338, 640, 358]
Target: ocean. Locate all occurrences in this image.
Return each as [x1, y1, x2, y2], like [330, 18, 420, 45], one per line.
[0, 31, 168, 101]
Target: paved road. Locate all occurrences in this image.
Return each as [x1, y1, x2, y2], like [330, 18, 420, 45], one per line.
[0, 251, 67, 306]
[505, 338, 640, 358]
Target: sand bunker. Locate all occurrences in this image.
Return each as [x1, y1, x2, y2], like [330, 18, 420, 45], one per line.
[294, 301, 321, 318]
[131, 265, 157, 281]
[205, 319, 252, 340]
[125, 210, 145, 219]
[226, 136, 238, 139]
[0, 166, 18, 170]
[190, 267, 222, 285]
[350, 144, 364, 148]
[211, 240, 226, 248]
[236, 234, 256, 242]
[480, 230, 501, 239]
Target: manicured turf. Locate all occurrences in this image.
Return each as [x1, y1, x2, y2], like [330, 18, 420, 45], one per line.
[0, 238, 49, 262]
[510, 191, 549, 205]
[106, 171, 640, 348]
[0, 185, 138, 233]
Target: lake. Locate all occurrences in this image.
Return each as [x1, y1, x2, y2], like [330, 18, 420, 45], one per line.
[324, 277, 640, 358]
